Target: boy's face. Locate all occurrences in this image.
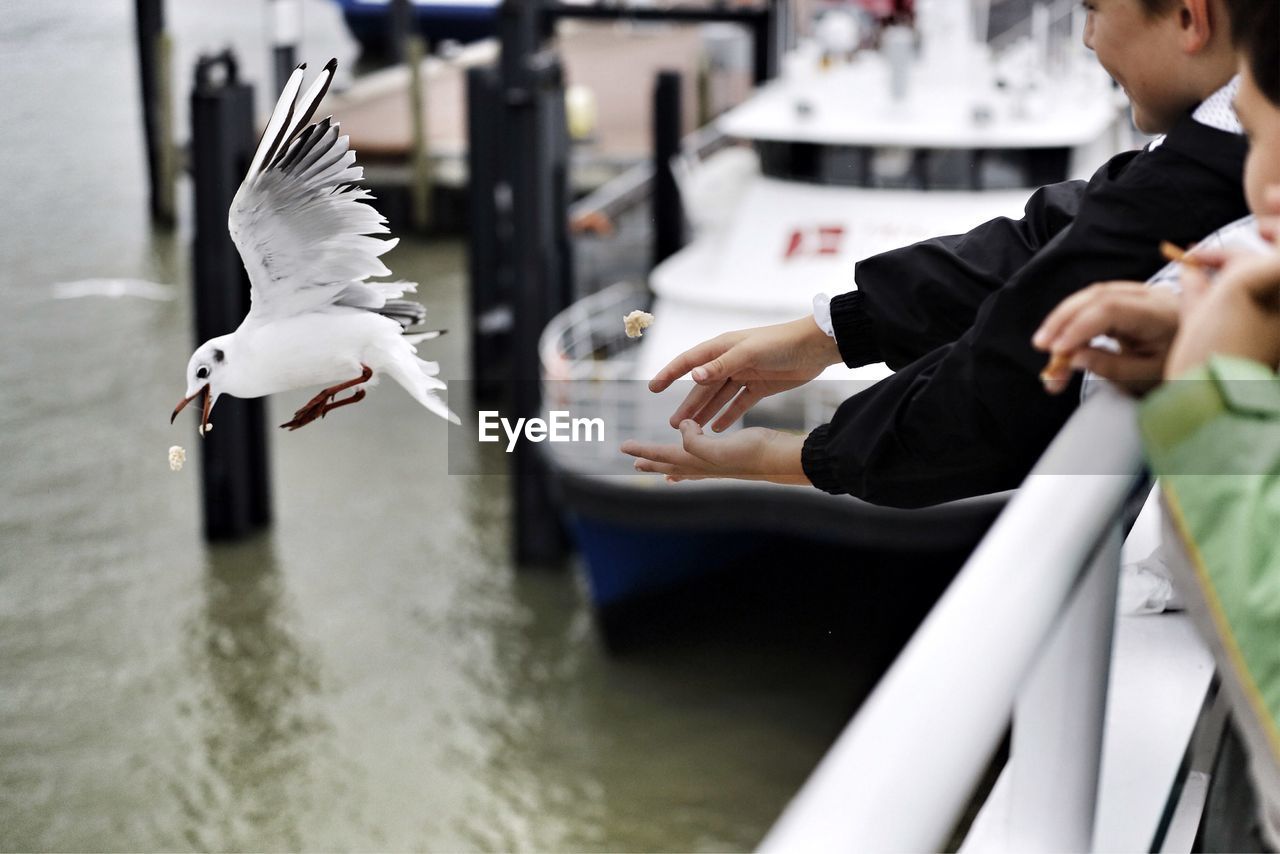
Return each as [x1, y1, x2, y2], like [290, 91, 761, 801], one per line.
[1235, 61, 1280, 217]
[1082, 0, 1191, 133]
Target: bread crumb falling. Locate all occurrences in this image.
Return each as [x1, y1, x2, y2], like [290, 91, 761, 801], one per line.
[168, 445, 187, 472]
[624, 309, 654, 338]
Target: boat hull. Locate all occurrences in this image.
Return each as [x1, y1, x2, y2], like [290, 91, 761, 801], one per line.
[336, 0, 498, 54]
[546, 449, 1010, 646]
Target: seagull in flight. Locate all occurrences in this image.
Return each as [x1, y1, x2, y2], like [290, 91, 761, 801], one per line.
[171, 59, 458, 435]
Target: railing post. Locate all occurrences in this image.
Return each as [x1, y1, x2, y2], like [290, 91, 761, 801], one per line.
[1006, 525, 1123, 851]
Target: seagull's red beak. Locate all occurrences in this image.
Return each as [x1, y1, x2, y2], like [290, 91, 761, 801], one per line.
[171, 384, 212, 437]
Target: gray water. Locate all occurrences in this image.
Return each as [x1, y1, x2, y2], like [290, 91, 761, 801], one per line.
[0, 2, 937, 850]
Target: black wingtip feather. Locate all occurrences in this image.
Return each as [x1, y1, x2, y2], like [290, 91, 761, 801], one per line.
[271, 120, 317, 171]
[289, 62, 337, 143]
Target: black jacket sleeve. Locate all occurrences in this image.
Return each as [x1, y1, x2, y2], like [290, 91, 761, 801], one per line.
[829, 176, 1093, 369]
[803, 118, 1249, 508]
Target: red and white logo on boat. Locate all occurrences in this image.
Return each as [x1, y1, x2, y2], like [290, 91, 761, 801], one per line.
[783, 225, 846, 260]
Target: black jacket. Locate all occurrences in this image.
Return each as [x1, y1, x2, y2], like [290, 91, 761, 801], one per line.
[802, 114, 1249, 508]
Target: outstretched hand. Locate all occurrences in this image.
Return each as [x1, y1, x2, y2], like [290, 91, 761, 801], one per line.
[620, 421, 810, 485]
[647, 317, 841, 431]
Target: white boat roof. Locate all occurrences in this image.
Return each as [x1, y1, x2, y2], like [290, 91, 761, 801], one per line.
[650, 176, 1032, 316]
[718, 57, 1122, 150]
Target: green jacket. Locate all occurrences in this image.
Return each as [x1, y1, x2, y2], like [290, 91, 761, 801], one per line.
[1140, 354, 1280, 838]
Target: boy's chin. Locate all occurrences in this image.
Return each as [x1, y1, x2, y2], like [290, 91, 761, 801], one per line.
[1130, 105, 1175, 137]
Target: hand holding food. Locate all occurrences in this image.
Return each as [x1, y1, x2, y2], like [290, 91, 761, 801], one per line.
[1166, 248, 1280, 378]
[1033, 282, 1181, 396]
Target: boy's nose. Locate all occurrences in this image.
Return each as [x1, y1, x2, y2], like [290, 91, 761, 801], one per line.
[1082, 18, 1095, 51]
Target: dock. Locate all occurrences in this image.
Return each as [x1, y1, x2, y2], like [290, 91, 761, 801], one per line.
[319, 21, 752, 200]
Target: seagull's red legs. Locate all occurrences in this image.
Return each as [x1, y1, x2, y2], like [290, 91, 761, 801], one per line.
[280, 364, 373, 430]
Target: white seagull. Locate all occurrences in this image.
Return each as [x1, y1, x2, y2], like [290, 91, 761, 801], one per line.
[171, 58, 458, 434]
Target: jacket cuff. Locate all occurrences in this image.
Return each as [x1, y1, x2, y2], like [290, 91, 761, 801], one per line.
[829, 291, 881, 368]
[802, 423, 846, 495]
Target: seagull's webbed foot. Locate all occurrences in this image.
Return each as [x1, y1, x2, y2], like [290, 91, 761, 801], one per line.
[280, 365, 373, 431]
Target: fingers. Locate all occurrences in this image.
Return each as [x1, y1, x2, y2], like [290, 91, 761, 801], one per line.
[690, 380, 742, 428]
[1053, 291, 1177, 355]
[1070, 349, 1164, 395]
[1208, 254, 1280, 311]
[648, 336, 731, 393]
[679, 418, 744, 469]
[632, 457, 676, 474]
[1266, 185, 1280, 217]
[1033, 282, 1147, 351]
[1040, 360, 1074, 395]
[678, 419, 719, 462]
[1185, 243, 1266, 270]
[619, 438, 700, 468]
[648, 333, 752, 393]
[669, 378, 728, 428]
[1180, 264, 1212, 315]
[1260, 217, 1280, 246]
[710, 386, 763, 432]
[619, 424, 720, 481]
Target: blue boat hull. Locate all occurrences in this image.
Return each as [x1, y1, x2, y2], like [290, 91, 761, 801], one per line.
[335, 0, 498, 54]
[547, 457, 1011, 647]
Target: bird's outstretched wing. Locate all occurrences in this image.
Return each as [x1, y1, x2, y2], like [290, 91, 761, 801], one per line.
[228, 60, 413, 323]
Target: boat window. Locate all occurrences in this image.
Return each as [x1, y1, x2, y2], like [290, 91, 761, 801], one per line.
[755, 141, 1071, 190]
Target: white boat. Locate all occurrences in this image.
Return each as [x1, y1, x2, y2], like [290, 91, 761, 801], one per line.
[539, 1, 1132, 629]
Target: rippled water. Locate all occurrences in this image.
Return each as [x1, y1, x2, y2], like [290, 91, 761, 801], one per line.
[0, 2, 956, 850]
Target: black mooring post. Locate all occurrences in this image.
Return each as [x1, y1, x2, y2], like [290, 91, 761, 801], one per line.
[751, 0, 780, 85]
[135, 0, 171, 223]
[389, 0, 415, 62]
[466, 64, 512, 402]
[190, 52, 273, 541]
[268, 0, 300, 97]
[652, 70, 685, 269]
[501, 0, 570, 565]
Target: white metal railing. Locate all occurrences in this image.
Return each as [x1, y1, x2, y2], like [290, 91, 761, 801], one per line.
[759, 384, 1147, 852]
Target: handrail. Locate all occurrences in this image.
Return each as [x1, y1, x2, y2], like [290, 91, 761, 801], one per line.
[759, 384, 1146, 852]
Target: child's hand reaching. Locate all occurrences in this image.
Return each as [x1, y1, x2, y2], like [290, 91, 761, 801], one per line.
[647, 317, 842, 431]
[620, 421, 810, 485]
[1033, 283, 1181, 396]
[1166, 247, 1280, 378]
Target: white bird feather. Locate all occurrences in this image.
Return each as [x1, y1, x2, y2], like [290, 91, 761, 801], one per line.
[172, 59, 458, 435]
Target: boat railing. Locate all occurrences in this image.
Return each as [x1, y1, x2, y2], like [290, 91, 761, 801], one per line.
[759, 384, 1148, 852]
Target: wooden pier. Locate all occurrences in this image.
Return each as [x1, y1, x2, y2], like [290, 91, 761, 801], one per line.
[319, 21, 752, 196]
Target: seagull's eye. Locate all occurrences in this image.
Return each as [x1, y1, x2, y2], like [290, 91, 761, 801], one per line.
[196, 366, 210, 380]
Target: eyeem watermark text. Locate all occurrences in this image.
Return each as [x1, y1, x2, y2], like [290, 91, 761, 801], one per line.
[478, 410, 605, 452]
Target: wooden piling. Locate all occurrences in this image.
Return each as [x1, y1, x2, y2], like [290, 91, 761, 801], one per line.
[407, 35, 433, 232]
[154, 31, 177, 225]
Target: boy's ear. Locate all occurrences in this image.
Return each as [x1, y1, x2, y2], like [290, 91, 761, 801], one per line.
[1178, 0, 1215, 53]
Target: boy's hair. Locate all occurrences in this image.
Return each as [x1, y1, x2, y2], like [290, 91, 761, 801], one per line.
[1226, 0, 1280, 105]
[1138, 0, 1178, 14]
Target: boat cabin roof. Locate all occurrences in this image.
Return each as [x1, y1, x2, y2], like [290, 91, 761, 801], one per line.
[718, 57, 1122, 151]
